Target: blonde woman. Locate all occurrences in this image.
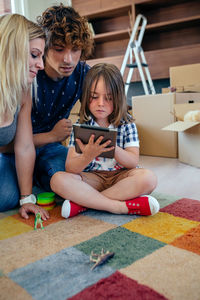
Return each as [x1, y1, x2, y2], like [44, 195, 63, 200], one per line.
[0, 14, 49, 220]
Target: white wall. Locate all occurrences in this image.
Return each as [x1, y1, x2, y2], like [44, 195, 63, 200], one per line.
[13, 0, 72, 21]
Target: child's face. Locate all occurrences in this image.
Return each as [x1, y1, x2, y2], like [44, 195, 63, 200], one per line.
[89, 76, 114, 126]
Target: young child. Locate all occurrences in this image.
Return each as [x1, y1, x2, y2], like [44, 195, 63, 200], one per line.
[51, 63, 160, 218]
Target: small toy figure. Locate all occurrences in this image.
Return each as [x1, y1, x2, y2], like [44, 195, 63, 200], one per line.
[90, 248, 115, 270]
[34, 212, 44, 230]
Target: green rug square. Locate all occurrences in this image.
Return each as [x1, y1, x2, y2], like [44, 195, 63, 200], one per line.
[75, 227, 166, 270]
[151, 192, 180, 209]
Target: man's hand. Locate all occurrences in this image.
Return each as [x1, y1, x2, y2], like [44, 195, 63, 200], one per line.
[51, 119, 72, 142]
[19, 203, 50, 220]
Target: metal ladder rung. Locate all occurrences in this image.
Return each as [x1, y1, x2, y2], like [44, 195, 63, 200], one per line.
[126, 63, 148, 68]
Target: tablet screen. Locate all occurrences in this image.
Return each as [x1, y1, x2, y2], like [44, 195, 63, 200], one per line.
[73, 124, 117, 158]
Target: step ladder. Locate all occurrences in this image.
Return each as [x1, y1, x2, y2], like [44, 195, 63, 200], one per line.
[120, 14, 156, 96]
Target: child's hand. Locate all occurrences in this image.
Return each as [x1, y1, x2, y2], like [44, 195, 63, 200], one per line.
[76, 134, 114, 159]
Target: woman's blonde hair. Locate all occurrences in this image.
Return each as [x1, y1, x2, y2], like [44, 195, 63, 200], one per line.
[80, 63, 132, 126]
[0, 13, 45, 122]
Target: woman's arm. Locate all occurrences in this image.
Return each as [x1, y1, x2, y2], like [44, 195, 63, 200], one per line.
[14, 91, 49, 220]
[14, 91, 35, 197]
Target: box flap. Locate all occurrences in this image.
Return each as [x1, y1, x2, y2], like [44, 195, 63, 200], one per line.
[173, 103, 200, 121]
[162, 121, 200, 132]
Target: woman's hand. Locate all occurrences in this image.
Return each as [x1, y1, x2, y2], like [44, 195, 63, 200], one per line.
[76, 134, 114, 160]
[19, 203, 49, 220]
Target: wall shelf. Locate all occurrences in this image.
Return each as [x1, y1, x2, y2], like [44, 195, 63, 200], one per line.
[93, 29, 130, 43]
[72, 0, 134, 62]
[72, 0, 200, 81]
[146, 15, 200, 31]
[84, 4, 133, 19]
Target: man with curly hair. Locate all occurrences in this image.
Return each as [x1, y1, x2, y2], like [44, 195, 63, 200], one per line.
[32, 4, 94, 198]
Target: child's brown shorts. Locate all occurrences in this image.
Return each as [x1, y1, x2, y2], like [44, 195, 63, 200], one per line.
[80, 168, 137, 192]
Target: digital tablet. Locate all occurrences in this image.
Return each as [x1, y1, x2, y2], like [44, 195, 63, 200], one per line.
[73, 124, 117, 158]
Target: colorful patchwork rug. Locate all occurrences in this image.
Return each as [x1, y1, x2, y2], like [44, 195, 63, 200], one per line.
[0, 192, 200, 300]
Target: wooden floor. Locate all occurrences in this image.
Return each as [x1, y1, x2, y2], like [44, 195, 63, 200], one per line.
[139, 155, 200, 201]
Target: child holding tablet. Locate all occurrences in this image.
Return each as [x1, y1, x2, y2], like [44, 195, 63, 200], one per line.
[50, 63, 160, 218]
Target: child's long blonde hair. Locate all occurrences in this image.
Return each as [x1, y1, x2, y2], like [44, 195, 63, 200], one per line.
[80, 63, 132, 126]
[0, 13, 45, 122]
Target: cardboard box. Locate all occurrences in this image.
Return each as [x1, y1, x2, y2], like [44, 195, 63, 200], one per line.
[62, 100, 81, 146]
[132, 93, 200, 158]
[170, 63, 200, 92]
[162, 87, 171, 94]
[184, 85, 200, 93]
[69, 100, 81, 123]
[162, 103, 200, 167]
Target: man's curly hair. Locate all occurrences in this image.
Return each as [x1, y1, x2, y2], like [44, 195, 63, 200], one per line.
[37, 3, 94, 60]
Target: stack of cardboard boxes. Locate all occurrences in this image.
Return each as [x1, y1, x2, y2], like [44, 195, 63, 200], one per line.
[132, 63, 200, 167]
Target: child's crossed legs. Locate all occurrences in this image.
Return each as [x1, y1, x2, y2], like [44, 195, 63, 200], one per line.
[51, 168, 159, 217]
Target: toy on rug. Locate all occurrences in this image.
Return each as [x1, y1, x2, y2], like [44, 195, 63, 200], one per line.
[90, 248, 115, 270]
[37, 192, 56, 210]
[34, 213, 44, 230]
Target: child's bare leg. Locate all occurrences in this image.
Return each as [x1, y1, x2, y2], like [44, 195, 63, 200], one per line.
[50, 171, 128, 214]
[102, 168, 157, 200]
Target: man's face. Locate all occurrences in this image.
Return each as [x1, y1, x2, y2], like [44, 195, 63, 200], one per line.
[45, 44, 82, 80]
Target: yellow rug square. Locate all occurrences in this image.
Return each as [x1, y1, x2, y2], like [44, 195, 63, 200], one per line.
[123, 212, 199, 243]
[0, 216, 32, 240]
